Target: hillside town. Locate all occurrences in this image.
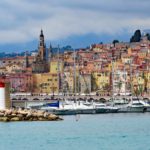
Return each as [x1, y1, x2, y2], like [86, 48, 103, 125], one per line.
[0, 30, 150, 98]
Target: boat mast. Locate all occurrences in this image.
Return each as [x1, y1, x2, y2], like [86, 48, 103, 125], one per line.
[112, 60, 114, 104]
[73, 49, 76, 97]
[130, 58, 133, 104]
[57, 45, 60, 96]
[124, 65, 126, 101]
[78, 56, 80, 95]
[111, 46, 115, 105]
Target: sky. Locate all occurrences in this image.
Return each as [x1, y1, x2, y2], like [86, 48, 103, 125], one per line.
[0, 0, 150, 52]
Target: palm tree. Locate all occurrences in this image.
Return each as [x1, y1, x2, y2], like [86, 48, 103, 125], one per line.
[143, 73, 148, 93]
[134, 84, 144, 98]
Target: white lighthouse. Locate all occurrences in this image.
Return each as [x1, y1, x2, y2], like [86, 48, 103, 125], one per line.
[0, 82, 6, 110]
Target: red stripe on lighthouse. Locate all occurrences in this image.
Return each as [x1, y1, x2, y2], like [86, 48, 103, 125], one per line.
[0, 82, 5, 88]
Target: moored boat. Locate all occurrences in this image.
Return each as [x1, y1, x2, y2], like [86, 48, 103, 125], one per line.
[118, 100, 145, 113]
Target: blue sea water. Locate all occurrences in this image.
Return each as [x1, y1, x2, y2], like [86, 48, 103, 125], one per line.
[0, 113, 150, 150]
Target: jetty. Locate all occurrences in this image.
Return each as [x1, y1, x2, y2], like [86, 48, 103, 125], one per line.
[0, 108, 63, 122]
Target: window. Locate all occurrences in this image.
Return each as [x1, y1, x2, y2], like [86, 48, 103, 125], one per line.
[48, 79, 52, 82]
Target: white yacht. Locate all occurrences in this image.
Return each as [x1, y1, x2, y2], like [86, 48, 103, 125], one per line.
[41, 100, 96, 115]
[118, 100, 145, 113]
[75, 101, 96, 114]
[93, 102, 119, 113]
[139, 100, 150, 112]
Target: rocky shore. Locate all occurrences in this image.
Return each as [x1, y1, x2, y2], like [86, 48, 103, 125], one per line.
[0, 109, 63, 122]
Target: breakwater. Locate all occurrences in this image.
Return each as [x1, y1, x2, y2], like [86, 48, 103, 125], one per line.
[0, 109, 63, 122]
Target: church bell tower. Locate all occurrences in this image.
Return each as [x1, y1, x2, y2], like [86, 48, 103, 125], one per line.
[38, 29, 46, 61]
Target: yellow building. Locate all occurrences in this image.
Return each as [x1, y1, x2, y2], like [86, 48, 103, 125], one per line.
[144, 71, 150, 95]
[32, 73, 58, 94]
[127, 48, 132, 56]
[108, 60, 123, 72]
[132, 72, 145, 95]
[64, 72, 74, 94]
[92, 71, 110, 91]
[49, 60, 64, 74]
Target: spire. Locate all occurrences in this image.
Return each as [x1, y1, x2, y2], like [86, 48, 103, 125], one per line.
[49, 43, 53, 53]
[38, 29, 46, 61]
[40, 29, 44, 37]
[48, 43, 53, 62]
[50, 43, 52, 49]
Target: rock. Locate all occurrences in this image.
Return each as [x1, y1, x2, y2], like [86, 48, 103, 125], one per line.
[26, 112, 32, 117]
[11, 114, 17, 117]
[5, 109, 12, 115]
[29, 117, 33, 121]
[32, 113, 38, 117]
[32, 117, 38, 121]
[18, 110, 28, 115]
[17, 114, 23, 117]
[37, 112, 44, 117]
[0, 117, 9, 122]
[43, 112, 48, 118]
[10, 117, 20, 121]
[0, 109, 62, 122]
[47, 114, 59, 120]
[0, 112, 4, 117]
[12, 110, 18, 115]
[16, 114, 24, 120]
[0, 110, 5, 113]
[38, 117, 47, 121]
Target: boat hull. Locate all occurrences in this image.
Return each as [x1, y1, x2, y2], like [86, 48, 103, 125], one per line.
[118, 106, 145, 113]
[95, 108, 110, 113]
[77, 109, 96, 114]
[107, 108, 119, 113]
[53, 109, 77, 115]
[144, 107, 150, 112]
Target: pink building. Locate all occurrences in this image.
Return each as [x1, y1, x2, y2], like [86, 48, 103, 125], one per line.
[6, 73, 33, 92]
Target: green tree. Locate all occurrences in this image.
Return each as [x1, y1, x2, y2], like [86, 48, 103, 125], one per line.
[134, 84, 144, 97]
[91, 75, 98, 91]
[142, 73, 148, 93]
[116, 81, 122, 96]
[84, 88, 90, 94]
[138, 85, 144, 96]
[130, 29, 141, 43]
[112, 40, 119, 47]
[146, 33, 150, 41]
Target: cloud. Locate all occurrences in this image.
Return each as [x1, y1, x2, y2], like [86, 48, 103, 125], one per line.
[0, 0, 150, 44]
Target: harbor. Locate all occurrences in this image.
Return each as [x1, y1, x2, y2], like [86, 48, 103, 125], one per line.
[11, 94, 150, 115]
[0, 0, 150, 149]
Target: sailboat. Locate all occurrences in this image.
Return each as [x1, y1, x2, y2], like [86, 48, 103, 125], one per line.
[117, 61, 145, 113]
